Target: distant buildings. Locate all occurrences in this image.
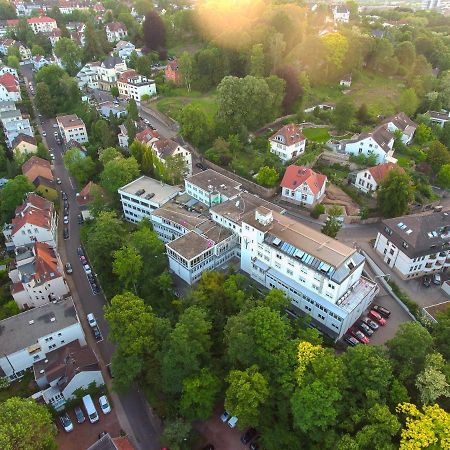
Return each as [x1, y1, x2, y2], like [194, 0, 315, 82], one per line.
[0, 73, 21, 102]
[269, 124, 306, 162]
[22, 156, 56, 201]
[332, 5, 350, 23]
[426, 110, 450, 127]
[165, 59, 181, 84]
[105, 22, 127, 43]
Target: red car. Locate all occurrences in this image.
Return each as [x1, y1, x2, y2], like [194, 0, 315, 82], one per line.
[351, 329, 369, 344]
[368, 310, 386, 325]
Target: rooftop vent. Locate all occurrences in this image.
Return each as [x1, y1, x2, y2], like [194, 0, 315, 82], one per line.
[135, 189, 145, 196]
[145, 193, 155, 200]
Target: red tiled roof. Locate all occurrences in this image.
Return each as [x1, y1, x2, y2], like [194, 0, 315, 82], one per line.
[6, 19, 19, 27]
[15, 192, 53, 216]
[22, 156, 53, 183]
[270, 124, 305, 147]
[135, 128, 159, 145]
[281, 165, 327, 195]
[367, 163, 404, 183]
[27, 16, 56, 24]
[34, 242, 61, 281]
[118, 69, 138, 83]
[77, 181, 103, 207]
[0, 73, 19, 93]
[113, 436, 136, 450]
[11, 282, 25, 294]
[22, 155, 51, 174]
[11, 207, 52, 234]
[166, 60, 179, 71]
[106, 22, 127, 32]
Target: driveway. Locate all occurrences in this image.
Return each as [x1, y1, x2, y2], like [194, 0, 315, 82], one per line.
[23, 72, 162, 450]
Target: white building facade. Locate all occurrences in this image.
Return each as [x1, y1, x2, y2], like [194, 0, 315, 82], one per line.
[57, 114, 88, 144]
[269, 124, 306, 162]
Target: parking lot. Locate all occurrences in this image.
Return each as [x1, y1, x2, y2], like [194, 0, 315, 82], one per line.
[56, 398, 121, 450]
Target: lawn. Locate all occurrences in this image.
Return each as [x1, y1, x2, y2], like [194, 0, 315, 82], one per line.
[155, 90, 218, 121]
[303, 127, 331, 143]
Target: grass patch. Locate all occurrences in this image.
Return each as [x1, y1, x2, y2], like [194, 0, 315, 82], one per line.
[156, 92, 218, 121]
[303, 127, 331, 143]
[295, 147, 322, 165]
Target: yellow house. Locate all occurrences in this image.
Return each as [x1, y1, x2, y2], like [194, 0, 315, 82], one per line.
[12, 134, 37, 158]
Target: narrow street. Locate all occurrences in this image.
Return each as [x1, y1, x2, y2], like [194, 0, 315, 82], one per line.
[21, 67, 162, 450]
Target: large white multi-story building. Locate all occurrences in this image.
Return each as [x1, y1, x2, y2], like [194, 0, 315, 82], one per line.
[105, 22, 127, 43]
[0, 298, 85, 381]
[97, 56, 127, 91]
[56, 114, 88, 144]
[27, 16, 57, 34]
[269, 124, 306, 162]
[118, 176, 182, 223]
[374, 208, 450, 280]
[76, 62, 101, 90]
[117, 69, 156, 101]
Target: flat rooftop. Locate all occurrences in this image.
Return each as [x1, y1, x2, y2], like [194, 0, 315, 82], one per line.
[152, 201, 209, 230]
[186, 169, 241, 198]
[0, 298, 79, 355]
[119, 176, 181, 206]
[211, 192, 285, 225]
[243, 210, 356, 268]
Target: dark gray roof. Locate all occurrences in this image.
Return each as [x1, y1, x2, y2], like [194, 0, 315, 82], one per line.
[379, 209, 450, 258]
[102, 56, 123, 69]
[0, 299, 79, 355]
[86, 434, 117, 450]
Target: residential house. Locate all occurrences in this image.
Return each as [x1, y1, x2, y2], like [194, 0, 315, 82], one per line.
[13, 0, 43, 16]
[11, 133, 38, 157]
[98, 101, 127, 118]
[0, 64, 19, 78]
[0, 100, 18, 112]
[4, 118, 33, 147]
[152, 138, 192, 176]
[27, 16, 57, 34]
[117, 123, 129, 148]
[8, 241, 69, 308]
[87, 434, 136, 450]
[339, 125, 396, 164]
[117, 69, 156, 101]
[332, 4, 350, 22]
[32, 55, 52, 71]
[34, 340, 104, 411]
[280, 165, 327, 207]
[93, 2, 105, 13]
[66, 139, 87, 156]
[57, 0, 91, 14]
[0, 38, 16, 55]
[114, 40, 136, 59]
[0, 20, 8, 37]
[105, 22, 128, 42]
[15, 41, 31, 60]
[165, 59, 181, 84]
[340, 74, 352, 87]
[0, 298, 85, 381]
[426, 110, 450, 127]
[56, 114, 88, 144]
[0, 108, 22, 128]
[76, 62, 101, 90]
[33, 176, 58, 201]
[381, 112, 417, 144]
[269, 124, 306, 162]
[135, 127, 160, 146]
[0, 73, 21, 102]
[374, 208, 450, 280]
[353, 163, 403, 195]
[97, 56, 127, 91]
[3, 192, 57, 250]
[76, 181, 104, 213]
[46, 27, 62, 46]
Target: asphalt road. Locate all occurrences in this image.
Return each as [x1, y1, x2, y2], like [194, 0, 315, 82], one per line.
[22, 68, 161, 450]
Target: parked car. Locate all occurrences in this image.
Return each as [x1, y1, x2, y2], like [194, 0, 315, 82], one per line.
[99, 395, 111, 414]
[74, 406, 85, 424]
[228, 416, 238, 428]
[241, 428, 257, 444]
[351, 329, 369, 344]
[92, 325, 101, 340]
[77, 214, 84, 224]
[358, 321, 374, 337]
[63, 215, 69, 224]
[53, 123, 58, 128]
[107, 364, 114, 378]
[56, 177, 61, 184]
[61, 191, 67, 200]
[63, 228, 69, 240]
[433, 273, 442, 285]
[250, 438, 260, 450]
[368, 310, 386, 326]
[42, 131, 46, 137]
[80, 255, 87, 264]
[87, 313, 97, 327]
[344, 335, 359, 346]
[372, 304, 391, 318]
[219, 411, 230, 422]
[64, 262, 73, 274]
[50, 153, 55, 160]
[59, 413, 73, 432]
[362, 317, 379, 330]
[84, 265, 92, 275]
[423, 276, 432, 287]
[195, 162, 206, 170]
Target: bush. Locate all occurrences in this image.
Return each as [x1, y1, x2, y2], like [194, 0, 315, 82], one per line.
[387, 280, 421, 320]
[310, 203, 325, 219]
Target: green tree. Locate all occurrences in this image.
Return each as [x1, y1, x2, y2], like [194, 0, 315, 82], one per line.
[100, 156, 140, 199]
[31, 44, 44, 56]
[178, 51, 193, 92]
[35, 82, 55, 117]
[439, 121, 450, 148]
[113, 245, 143, 293]
[124, 117, 137, 144]
[110, 86, 119, 98]
[321, 205, 343, 238]
[225, 365, 269, 429]
[431, 308, 450, 360]
[356, 103, 370, 124]
[54, 37, 82, 75]
[437, 164, 450, 188]
[99, 147, 121, 166]
[399, 88, 419, 116]
[426, 140, 450, 174]
[178, 104, 211, 147]
[268, 32, 286, 71]
[249, 43, 265, 77]
[6, 55, 19, 70]
[0, 0, 17, 19]
[321, 32, 349, 72]
[414, 123, 433, 145]
[160, 418, 192, 450]
[377, 169, 413, 218]
[0, 397, 57, 450]
[127, 98, 139, 121]
[0, 176, 34, 224]
[180, 368, 221, 420]
[164, 154, 188, 184]
[141, 145, 154, 176]
[395, 41, 416, 67]
[334, 97, 355, 131]
[93, 119, 116, 148]
[255, 166, 279, 187]
[415, 353, 450, 406]
[386, 322, 434, 386]
[62, 148, 96, 187]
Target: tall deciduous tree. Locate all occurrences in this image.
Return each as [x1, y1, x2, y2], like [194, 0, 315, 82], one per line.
[178, 51, 193, 92]
[178, 104, 211, 147]
[334, 97, 355, 131]
[426, 140, 450, 174]
[321, 32, 349, 72]
[62, 148, 96, 187]
[127, 98, 139, 121]
[0, 175, 34, 224]
[113, 245, 143, 293]
[0, 397, 57, 450]
[321, 205, 343, 238]
[415, 353, 450, 405]
[398, 88, 419, 116]
[377, 169, 413, 218]
[35, 82, 55, 117]
[143, 11, 166, 53]
[100, 156, 140, 198]
[249, 43, 265, 77]
[54, 37, 82, 76]
[275, 66, 301, 114]
[255, 166, 279, 187]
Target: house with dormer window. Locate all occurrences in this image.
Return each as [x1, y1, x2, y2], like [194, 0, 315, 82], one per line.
[269, 124, 306, 162]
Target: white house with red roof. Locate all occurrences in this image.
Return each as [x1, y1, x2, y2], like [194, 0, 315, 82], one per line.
[0, 73, 21, 102]
[281, 165, 327, 207]
[354, 163, 404, 195]
[27, 16, 57, 34]
[105, 22, 127, 42]
[135, 127, 160, 146]
[8, 241, 68, 308]
[117, 69, 156, 101]
[3, 193, 57, 250]
[269, 124, 306, 162]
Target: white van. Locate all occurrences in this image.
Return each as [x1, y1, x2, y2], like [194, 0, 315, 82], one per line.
[82, 394, 99, 423]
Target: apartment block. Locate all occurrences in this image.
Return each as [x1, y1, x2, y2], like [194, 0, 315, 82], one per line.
[56, 114, 88, 144]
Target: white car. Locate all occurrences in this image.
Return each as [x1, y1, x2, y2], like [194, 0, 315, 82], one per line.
[50, 153, 55, 160]
[56, 177, 61, 184]
[87, 313, 96, 327]
[42, 131, 46, 137]
[84, 264, 92, 275]
[99, 395, 111, 414]
[59, 413, 73, 432]
[63, 215, 69, 224]
[228, 416, 238, 428]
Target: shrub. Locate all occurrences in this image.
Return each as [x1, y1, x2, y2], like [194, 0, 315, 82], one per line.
[310, 203, 325, 219]
[387, 280, 421, 320]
